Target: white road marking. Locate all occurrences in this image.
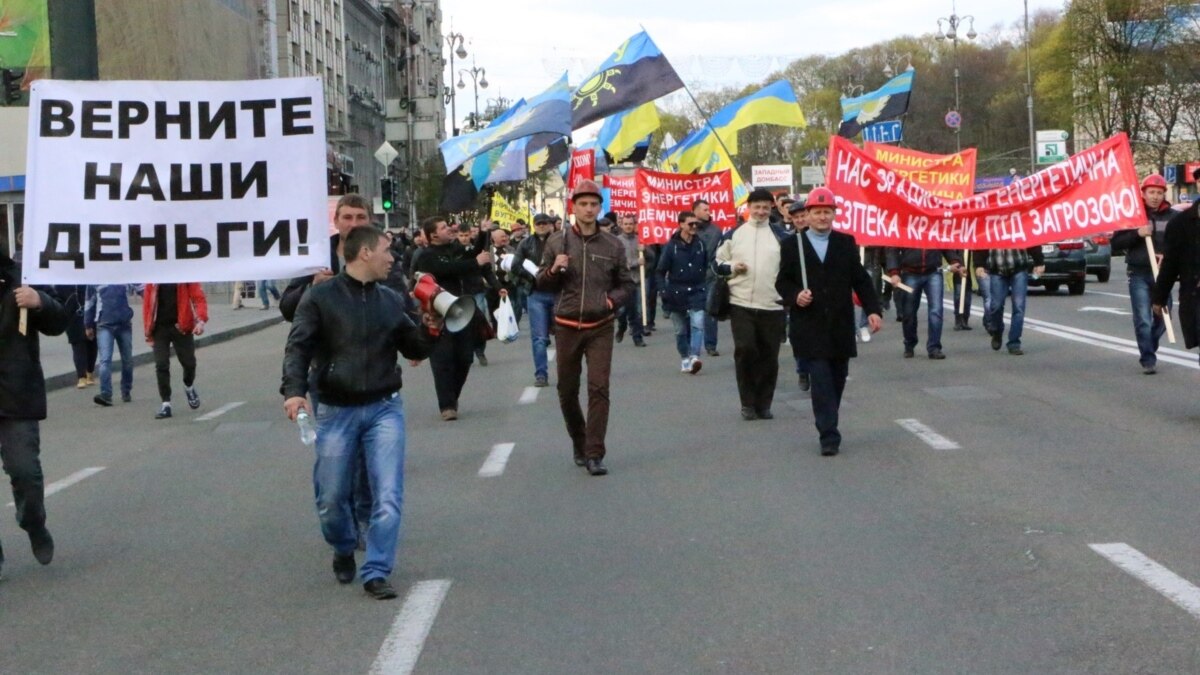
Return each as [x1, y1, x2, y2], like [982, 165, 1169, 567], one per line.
[1079, 306, 1131, 316]
[1086, 289, 1130, 299]
[517, 387, 539, 405]
[8, 467, 105, 507]
[895, 419, 960, 450]
[194, 401, 245, 422]
[478, 443, 516, 478]
[369, 579, 453, 675]
[1090, 543, 1200, 621]
[548, 348, 556, 362]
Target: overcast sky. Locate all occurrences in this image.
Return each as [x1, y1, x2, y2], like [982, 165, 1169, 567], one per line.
[439, 0, 1065, 133]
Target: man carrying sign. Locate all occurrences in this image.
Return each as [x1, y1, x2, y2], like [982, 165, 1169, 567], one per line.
[885, 246, 964, 360]
[1112, 174, 1172, 374]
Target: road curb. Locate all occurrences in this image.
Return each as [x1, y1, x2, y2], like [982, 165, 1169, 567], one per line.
[44, 315, 285, 393]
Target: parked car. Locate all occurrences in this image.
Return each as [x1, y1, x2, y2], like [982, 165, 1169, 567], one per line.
[1029, 239, 1087, 295]
[1084, 233, 1112, 282]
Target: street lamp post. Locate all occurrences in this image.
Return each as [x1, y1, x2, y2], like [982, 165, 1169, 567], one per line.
[935, 1, 977, 151]
[1024, 0, 1036, 174]
[444, 31, 467, 136]
[457, 60, 488, 131]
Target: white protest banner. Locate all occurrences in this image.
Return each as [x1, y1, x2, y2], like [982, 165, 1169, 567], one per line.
[751, 164, 793, 188]
[22, 78, 329, 284]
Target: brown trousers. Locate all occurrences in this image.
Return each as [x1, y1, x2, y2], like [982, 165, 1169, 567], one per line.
[554, 322, 615, 460]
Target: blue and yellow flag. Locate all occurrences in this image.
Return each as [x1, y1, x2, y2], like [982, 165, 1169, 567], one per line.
[571, 31, 683, 130]
[441, 73, 571, 173]
[838, 70, 915, 138]
[596, 101, 660, 163]
[663, 80, 806, 174]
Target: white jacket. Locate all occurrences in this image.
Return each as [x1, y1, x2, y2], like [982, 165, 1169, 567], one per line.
[714, 219, 784, 311]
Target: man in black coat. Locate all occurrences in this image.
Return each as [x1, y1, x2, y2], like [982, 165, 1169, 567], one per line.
[1154, 196, 1200, 357]
[0, 254, 70, 575]
[776, 188, 882, 457]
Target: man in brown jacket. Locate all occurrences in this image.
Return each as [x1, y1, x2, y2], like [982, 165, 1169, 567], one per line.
[536, 180, 634, 476]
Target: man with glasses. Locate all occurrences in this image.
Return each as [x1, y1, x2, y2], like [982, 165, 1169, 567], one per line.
[658, 211, 709, 374]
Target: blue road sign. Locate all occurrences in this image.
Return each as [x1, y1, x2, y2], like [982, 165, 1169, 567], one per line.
[1165, 164, 1178, 184]
[862, 120, 903, 144]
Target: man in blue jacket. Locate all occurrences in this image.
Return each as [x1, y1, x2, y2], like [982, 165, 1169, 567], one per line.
[658, 211, 708, 374]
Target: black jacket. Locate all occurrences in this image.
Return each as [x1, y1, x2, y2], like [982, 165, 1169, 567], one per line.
[885, 247, 962, 276]
[777, 231, 881, 360]
[511, 232, 551, 290]
[413, 242, 488, 298]
[281, 272, 432, 406]
[656, 232, 708, 312]
[0, 257, 69, 420]
[279, 233, 341, 322]
[1112, 201, 1172, 271]
[1154, 202, 1200, 348]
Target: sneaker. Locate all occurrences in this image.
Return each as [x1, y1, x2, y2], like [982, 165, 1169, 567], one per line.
[260, 305, 270, 311]
[76, 378, 88, 390]
[29, 527, 54, 565]
[476, 352, 488, 366]
[1008, 346, 1024, 356]
[534, 376, 549, 387]
[93, 394, 113, 407]
[859, 326, 872, 343]
[363, 578, 399, 600]
[740, 406, 758, 421]
[121, 392, 132, 403]
[333, 552, 356, 584]
[680, 358, 691, 373]
[585, 458, 609, 476]
[706, 348, 720, 357]
[690, 358, 702, 374]
[821, 444, 840, 457]
[185, 386, 201, 410]
[155, 403, 172, 419]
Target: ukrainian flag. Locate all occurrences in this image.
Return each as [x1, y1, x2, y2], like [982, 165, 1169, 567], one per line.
[596, 101, 660, 163]
[838, 70, 915, 138]
[571, 31, 684, 130]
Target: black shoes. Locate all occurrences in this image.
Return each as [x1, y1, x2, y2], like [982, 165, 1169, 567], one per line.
[585, 458, 608, 476]
[740, 406, 758, 421]
[991, 333, 1002, 351]
[364, 578, 398, 600]
[633, 338, 646, 347]
[928, 350, 946, 360]
[903, 349, 914, 358]
[333, 552, 356, 584]
[616, 327, 625, 343]
[798, 373, 810, 391]
[29, 527, 54, 565]
[1143, 364, 1157, 375]
[93, 394, 113, 407]
[706, 348, 720, 357]
[1008, 347, 1024, 356]
[534, 376, 549, 387]
[476, 353, 488, 367]
[573, 448, 586, 466]
[756, 409, 774, 420]
[185, 386, 201, 410]
[821, 444, 840, 457]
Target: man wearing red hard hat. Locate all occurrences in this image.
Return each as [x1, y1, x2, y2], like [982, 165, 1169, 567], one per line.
[1113, 174, 1172, 374]
[535, 179, 634, 476]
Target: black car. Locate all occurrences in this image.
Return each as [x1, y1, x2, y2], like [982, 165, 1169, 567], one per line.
[1029, 239, 1087, 295]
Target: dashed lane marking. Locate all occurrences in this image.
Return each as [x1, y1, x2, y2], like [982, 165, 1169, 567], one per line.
[478, 443, 516, 478]
[7, 467, 105, 507]
[1090, 543, 1200, 621]
[195, 401, 246, 422]
[518, 387, 539, 405]
[369, 579, 453, 675]
[895, 419, 960, 450]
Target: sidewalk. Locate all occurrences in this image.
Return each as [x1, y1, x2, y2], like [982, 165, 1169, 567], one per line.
[42, 288, 285, 392]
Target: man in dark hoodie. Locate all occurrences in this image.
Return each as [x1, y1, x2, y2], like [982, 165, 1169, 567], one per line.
[512, 213, 556, 387]
[1113, 174, 1173, 374]
[0, 253, 69, 576]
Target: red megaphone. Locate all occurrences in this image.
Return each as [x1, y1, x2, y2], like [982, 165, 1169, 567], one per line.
[413, 273, 476, 335]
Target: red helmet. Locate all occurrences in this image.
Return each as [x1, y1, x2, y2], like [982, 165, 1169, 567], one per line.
[805, 187, 838, 209]
[1142, 174, 1168, 191]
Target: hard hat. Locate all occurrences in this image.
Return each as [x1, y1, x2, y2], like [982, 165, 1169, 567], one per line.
[805, 187, 837, 209]
[1142, 174, 1168, 190]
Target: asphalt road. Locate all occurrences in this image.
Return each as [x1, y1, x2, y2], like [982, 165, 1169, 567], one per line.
[3, 256, 1199, 674]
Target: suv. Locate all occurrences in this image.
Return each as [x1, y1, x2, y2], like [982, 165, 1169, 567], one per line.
[1084, 234, 1112, 282]
[1030, 239, 1087, 295]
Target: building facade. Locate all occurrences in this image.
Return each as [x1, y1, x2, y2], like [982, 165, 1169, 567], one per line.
[343, 0, 387, 203]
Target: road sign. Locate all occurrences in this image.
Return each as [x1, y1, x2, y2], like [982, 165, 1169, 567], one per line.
[751, 164, 794, 188]
[800, 165, 826, 186]
[944, 111, 961, 129]
[1165, 165, 1178, 184]
[374, 141, 398, 167]
[1036, 129, 1069, 142]
[862, 120, 903, 144]
[1037, 140, 1067, 165]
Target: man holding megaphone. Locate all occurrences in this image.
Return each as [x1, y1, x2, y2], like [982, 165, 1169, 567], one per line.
[413, 216, 492, 421]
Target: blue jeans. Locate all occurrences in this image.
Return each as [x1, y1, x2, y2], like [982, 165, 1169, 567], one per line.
[978, 272, 994, 333]
[1128, 268, 1169, 367]
[704, 279, 719, 351]
[670, 308, 706, 358]
[313, 394, 406, 582]
[527, 290, 556, 380]
[96, 324, 133, 399]
[987, 270, 1029, 349]
[257, 280, 280, 308]
[902, 271, 944, 353]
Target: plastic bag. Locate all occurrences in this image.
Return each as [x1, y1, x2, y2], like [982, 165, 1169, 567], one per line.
[493, 296, 519, 343]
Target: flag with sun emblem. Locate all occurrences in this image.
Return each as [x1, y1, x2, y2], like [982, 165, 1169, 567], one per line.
[837, 70, 915, 139]
[571, 30, 683, 130]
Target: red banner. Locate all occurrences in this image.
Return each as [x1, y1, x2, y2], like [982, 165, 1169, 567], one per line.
[863, 143, 977, 200]
[635, 169, 736, 244]
[565, 149, 595, 216]
[606, 174, 637, 214]
[826, 133, 1142, 249]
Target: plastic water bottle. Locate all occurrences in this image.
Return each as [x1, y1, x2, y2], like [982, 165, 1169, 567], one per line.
[296, 410, 317, 445]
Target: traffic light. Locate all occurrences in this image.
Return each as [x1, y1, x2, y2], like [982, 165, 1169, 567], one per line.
[2, 69, 24, 105]
[380, 177, 395, 212]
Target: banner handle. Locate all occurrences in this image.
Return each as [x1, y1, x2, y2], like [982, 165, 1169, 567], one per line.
[1146, 236, 1176, 345]
[639, 251, 648, 324]
[18, 308, 27, 336]
[957, 251, 970, 316]
[884, 275, 914, 294]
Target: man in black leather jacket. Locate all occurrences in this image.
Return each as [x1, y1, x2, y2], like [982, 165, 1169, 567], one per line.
[282, 226, 433, 600]
[0, 254, 69, 577]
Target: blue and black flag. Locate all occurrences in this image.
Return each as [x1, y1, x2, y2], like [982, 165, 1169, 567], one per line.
[571, 31, 683, 130]
[837, 70, 915, 139]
